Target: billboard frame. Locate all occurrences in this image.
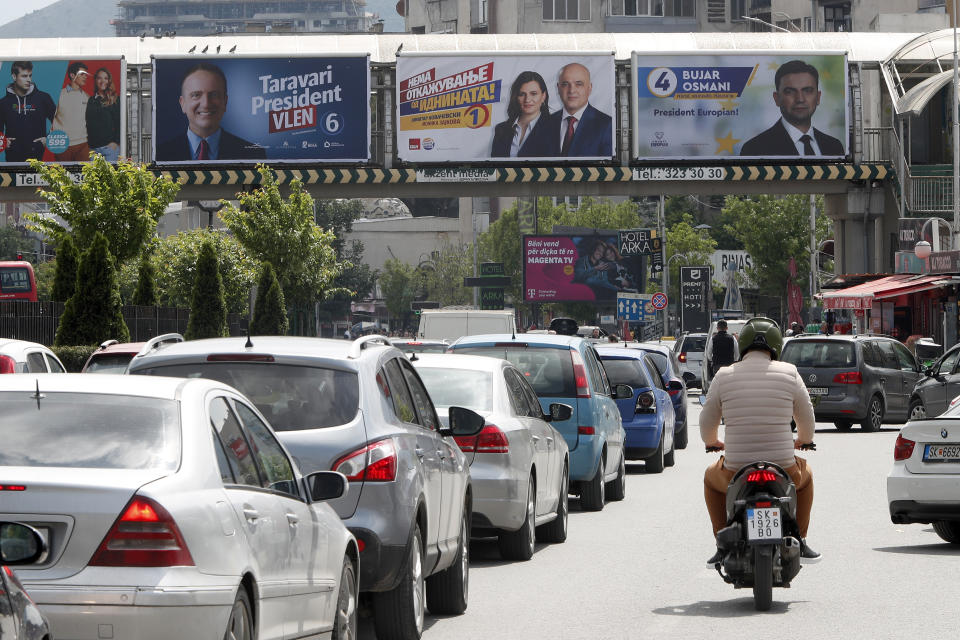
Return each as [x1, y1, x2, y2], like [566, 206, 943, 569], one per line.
[150, 53, 371, 166]
[396, 50, 616, 164]
[630, 49, 849, 162]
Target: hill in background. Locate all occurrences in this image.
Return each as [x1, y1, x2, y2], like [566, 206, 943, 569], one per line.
[0, 0, 117, 38]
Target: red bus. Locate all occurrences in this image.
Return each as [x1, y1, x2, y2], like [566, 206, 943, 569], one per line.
[0, 259, 38, 302]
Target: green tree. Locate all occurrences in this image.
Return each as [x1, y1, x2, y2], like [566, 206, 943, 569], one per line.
[314, 199, 377, 321]
[54, 232, 129, 346]
[250, 262, 288, 335]
[0, 225, 34, 261]
[185, 240, 228, 340]
[50, 235, 78, 302]
[26, 155, 180, 266]
[219, 166, 343, 332]
[723, 194, 830, 305]
[422, 243, 474, 306]
[132, 254, 158, 306]
[662, 214, 717, 303]
[380, 258, 418, 330]
[120, 230, 257, 314]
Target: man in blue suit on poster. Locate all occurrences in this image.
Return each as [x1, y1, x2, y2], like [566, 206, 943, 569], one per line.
[545, 63, 613, 158]
[156, 62, 266, 162]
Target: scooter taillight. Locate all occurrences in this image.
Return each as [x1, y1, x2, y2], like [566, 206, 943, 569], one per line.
[754, 501, 772, 508]
[746, 469, 778, 484]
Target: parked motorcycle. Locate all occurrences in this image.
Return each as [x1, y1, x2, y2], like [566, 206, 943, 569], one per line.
[705, 444, 816, 611]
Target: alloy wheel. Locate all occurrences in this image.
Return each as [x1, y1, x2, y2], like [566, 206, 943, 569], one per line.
[411, 533, 425, 633]
[524, 480, 536, 556]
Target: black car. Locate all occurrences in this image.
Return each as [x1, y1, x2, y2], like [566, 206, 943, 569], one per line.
[781, 335, 921, 431]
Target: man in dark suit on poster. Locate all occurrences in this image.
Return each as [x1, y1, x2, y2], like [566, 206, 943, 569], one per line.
[546, 63, 613, 158]
[156, 62, 266, 162]
[740, 59, 845, 157]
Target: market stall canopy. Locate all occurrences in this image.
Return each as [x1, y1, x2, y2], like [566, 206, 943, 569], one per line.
[818, 274, 949, 310]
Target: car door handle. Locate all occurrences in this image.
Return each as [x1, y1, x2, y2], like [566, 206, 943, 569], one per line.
[415, 446, 425, 459]
[286, 513, 299, 526]
[532, 435, 541, 443]
[436, 448, 445, 460]
[880, 377, 886, 384]
[242, 508, 259, 522]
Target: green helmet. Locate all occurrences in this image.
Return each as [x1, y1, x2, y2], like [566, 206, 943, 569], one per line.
[738, 317, 783, 360]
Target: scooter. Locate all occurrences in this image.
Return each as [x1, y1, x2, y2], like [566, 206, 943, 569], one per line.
[706, 443, 816, 611]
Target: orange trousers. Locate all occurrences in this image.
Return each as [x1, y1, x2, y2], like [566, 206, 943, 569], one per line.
[704, 456, 813, 538]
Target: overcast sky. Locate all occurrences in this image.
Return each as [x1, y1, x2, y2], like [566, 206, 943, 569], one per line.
[0, 0, 60, 27]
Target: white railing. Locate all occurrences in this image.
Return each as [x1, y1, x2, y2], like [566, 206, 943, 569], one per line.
[884, 126, 956, 215]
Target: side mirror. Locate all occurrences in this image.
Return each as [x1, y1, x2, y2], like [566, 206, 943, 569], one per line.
[306, 471, 348, 502]
[698, 395, 707, 406]
[0, 522, 46, 565]
[925, 367, 934, 377]
[667, 380, 685, 392]
[445, 406, 485, 437]
[612, 383, 634, 400]
[547, 402, 573, 422]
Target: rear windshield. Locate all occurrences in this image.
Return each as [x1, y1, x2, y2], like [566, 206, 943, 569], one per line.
[84, 353, 135, 374]
[598, 358, 649, 390]
[0, 267, 31, 293]
[781, 341, 857, 368]
[133, 362, 359, 431]
[681, 336, 706, 352]
[452, 346, 575, 397]
[0, 392, 180, 469]
[415, 367, 493, 411]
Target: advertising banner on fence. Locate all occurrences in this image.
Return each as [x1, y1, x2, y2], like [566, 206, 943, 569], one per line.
[153, 55, 369, 164]
[397, 52, 615, 163]
[523, 234, 644, 303]
[632, 52, 848, 160]
[0, 58, 125, 164]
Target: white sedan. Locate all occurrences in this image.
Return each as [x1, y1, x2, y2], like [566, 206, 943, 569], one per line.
[413, 354, 571, 561]
[0, 374, 358, 640]
[888, 400, 960, 544]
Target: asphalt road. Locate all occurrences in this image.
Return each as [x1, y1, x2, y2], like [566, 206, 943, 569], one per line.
[360, 392, 960, 639]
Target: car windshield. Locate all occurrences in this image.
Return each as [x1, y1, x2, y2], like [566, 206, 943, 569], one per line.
[781, 341, 856, 368]
[682, 336, 706, 352]
[134, 362, 359, 431]
[0, 392, 180, 469]
[84, 353, 135, 374]
[598, 358, 648, 389]
[453, 346, 575, 397]
[415, 367, 493, 411]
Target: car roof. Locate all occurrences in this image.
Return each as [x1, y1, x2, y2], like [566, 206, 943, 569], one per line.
[411, 353, 506, 372]
[0, 338, 50, 351]
[0, 372, 218, 399]
[451, 333, 584, 348]
[594, 346, 649, 360]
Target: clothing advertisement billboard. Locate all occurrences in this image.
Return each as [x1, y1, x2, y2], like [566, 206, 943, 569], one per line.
[0, 58, 125, 164]
[523, 235, 643, 303]
[632, 52, 848, 160]
[152, 55, 370, 164]
[397, 52, 615, 163]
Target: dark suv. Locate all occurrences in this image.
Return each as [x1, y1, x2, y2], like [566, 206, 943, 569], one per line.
[780, 335, 921, 431]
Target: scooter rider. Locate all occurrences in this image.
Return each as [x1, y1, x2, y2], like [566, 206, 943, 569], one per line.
[700, 317, 820, 564]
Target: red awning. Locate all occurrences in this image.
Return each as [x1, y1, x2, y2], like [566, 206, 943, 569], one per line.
[820, 275, 947, 310]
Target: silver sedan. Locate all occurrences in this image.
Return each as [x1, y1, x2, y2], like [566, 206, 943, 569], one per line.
[0, 374, 358, 640]
[413, 354, 571, 560]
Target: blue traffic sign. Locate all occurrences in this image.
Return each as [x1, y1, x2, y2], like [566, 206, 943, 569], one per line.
[617, 293, 655, 322]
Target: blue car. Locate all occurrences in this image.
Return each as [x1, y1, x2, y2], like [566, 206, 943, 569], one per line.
[449, 334, 630, 511]
[620, 342, 689, 449]
[596, 347, 676, 473]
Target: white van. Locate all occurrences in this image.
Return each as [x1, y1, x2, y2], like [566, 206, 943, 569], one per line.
[417, 309, 516, 342]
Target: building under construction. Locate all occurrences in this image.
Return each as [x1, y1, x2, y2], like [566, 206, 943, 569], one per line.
[114, 0, 375, 37]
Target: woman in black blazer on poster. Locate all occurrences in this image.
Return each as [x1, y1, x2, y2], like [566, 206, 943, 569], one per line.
[491, 71, 555, 158]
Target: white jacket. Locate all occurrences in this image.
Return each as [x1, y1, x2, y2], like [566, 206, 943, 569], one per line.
[700, 350, 816, 471]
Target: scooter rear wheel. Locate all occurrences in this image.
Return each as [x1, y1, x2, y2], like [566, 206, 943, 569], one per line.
[752, 546, 773, 611]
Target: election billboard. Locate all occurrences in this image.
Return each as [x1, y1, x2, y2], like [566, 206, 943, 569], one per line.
[152, 55, 369, 164]
[397, 52, 615, 162]
[632, 52, 848, 160]
[523, 235, 644, 303]
[0, 58, 125, 164]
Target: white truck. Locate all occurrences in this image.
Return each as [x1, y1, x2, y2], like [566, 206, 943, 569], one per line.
[417, 309, 517, 343]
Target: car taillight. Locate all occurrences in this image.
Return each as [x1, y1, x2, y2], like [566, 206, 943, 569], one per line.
[0, 355, 16, 374]
[667, 387, 682, 397]
[570, 350, 591, 398]
[833, 371, 863, 384]
[0, 485, 25, 491]
[454, 435, 476, 453]
[635, 391, 656, 413]
[678, 352, 687, 363]
[472, 425, 509, 453]
[333, 439, 397, 482]
[578, 426, 595, 436]
[745, 469, 778, 484]
[89, 496, 194, 567]
[894, 434, 916, 461]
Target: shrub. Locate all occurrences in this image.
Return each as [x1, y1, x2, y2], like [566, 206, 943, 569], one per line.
[50, 236, 78, 302]
[185, 239, 228, 340]
[52, 345, 99, 372]
[250, 262, 288, 336]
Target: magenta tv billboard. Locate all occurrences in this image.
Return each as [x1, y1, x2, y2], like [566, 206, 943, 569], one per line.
[523, 235, 645, 303]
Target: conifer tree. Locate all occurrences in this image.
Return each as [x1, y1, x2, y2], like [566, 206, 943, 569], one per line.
[185, 240, 228, 340]
[50, 235, 78, 302]
[54, 233, 130, 346]
[250, 262, 288, 336]
[132, 255, 158, 306]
